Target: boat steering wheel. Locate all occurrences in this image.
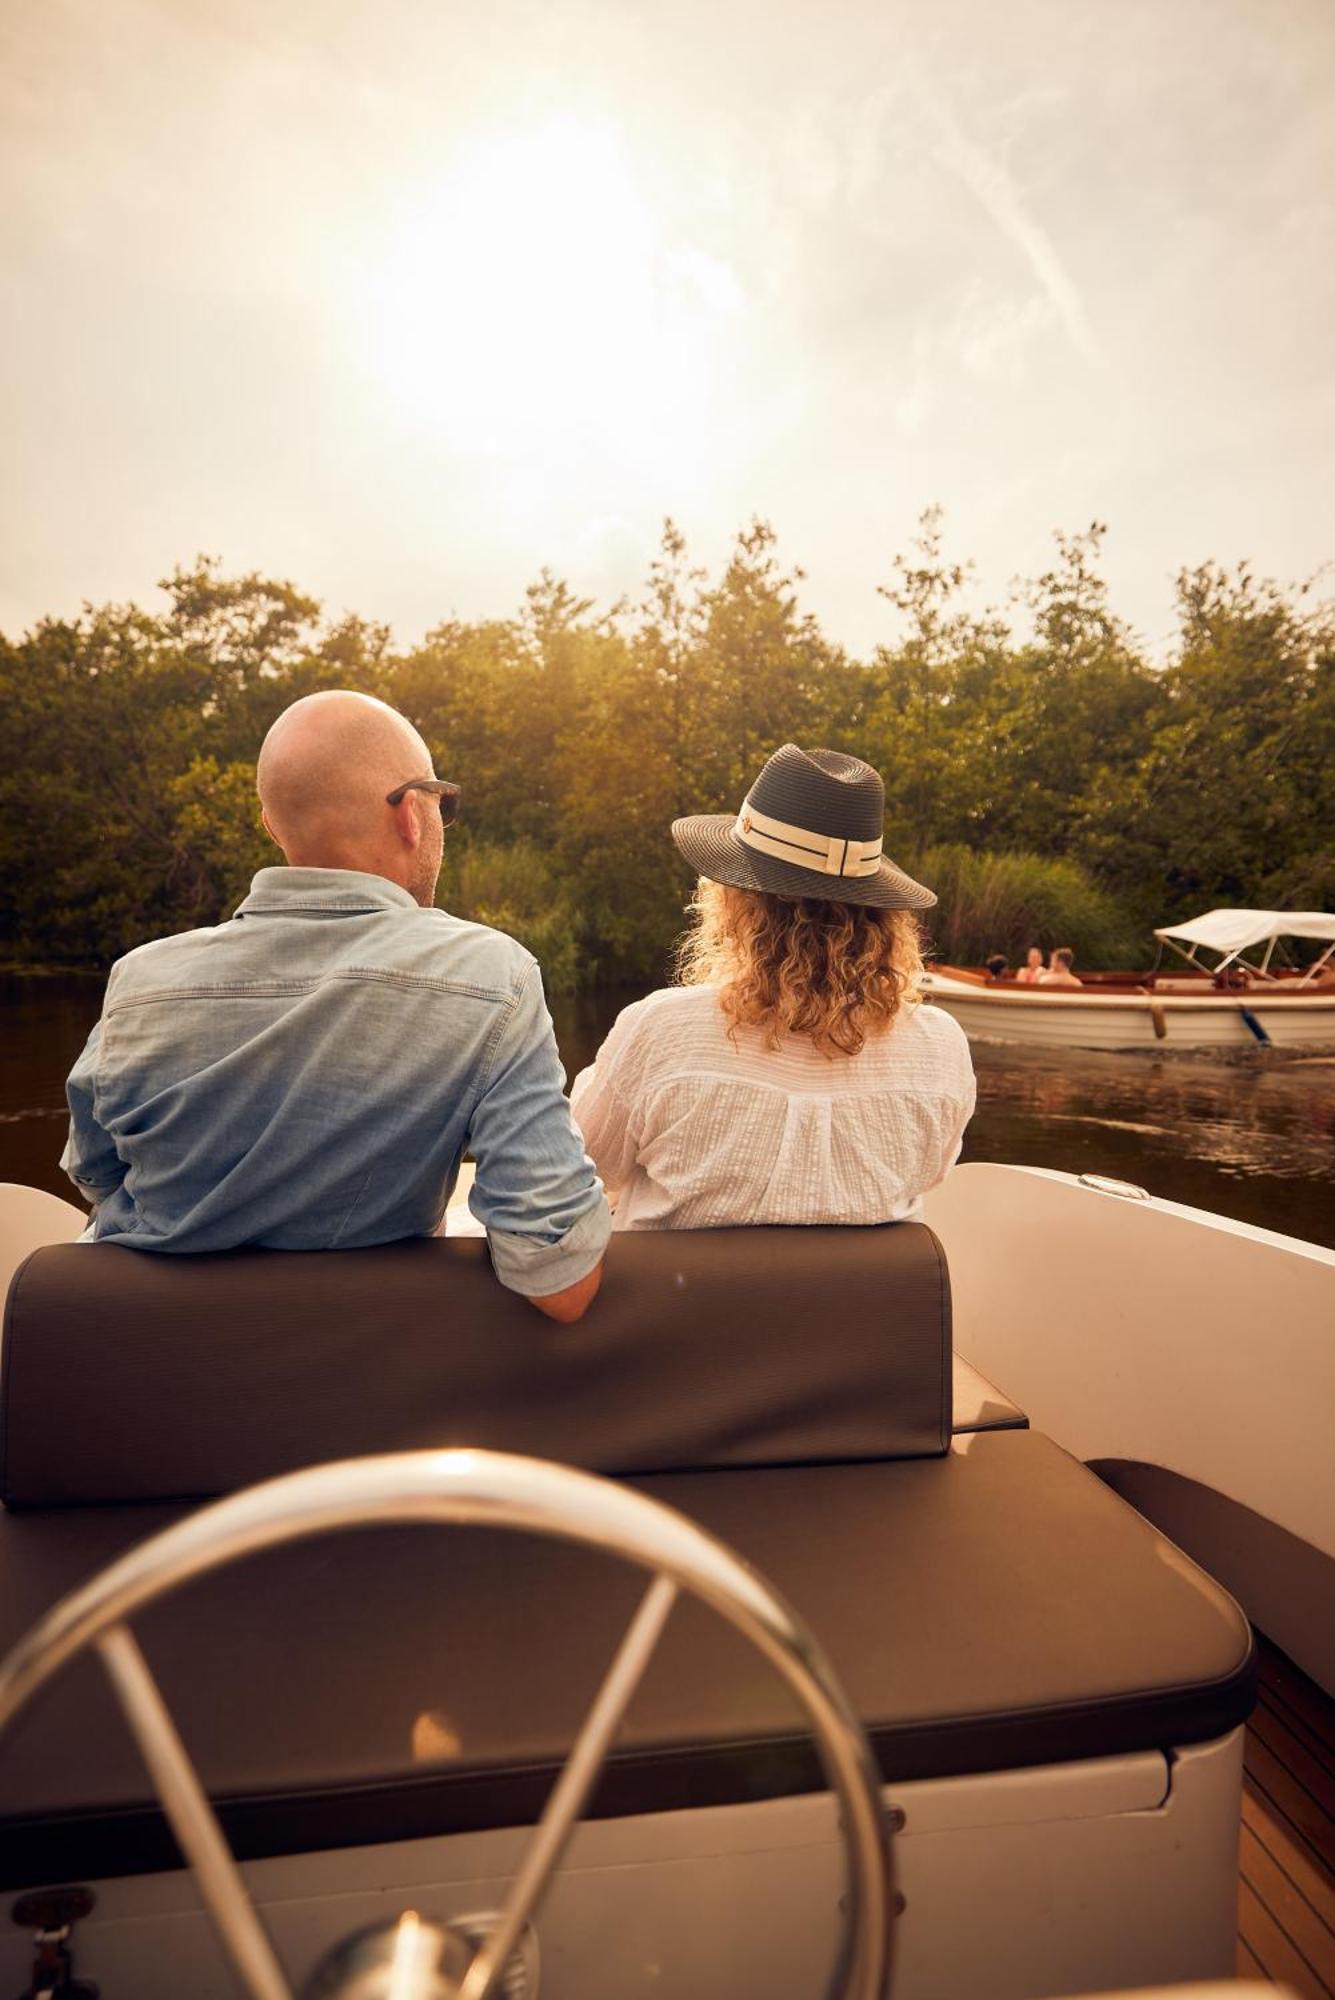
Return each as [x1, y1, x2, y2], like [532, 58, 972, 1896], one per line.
[0, 1450, 895, 2000]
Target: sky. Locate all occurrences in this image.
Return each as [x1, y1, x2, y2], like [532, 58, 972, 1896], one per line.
[2, 0, 1333, 660]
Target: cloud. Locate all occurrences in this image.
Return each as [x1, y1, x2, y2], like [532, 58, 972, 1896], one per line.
[947, 288, 1058, 382]
[905, 57, 1112, 379]
[892, 323, 937, 435]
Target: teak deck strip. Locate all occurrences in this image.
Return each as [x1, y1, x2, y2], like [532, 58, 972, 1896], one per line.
[1251, 1706, 1335, 1823]
[1236, 1639, 1335, 1997]
[1244, 1791, 1335, 1942]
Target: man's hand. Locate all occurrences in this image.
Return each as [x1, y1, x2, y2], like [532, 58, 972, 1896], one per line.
[527, 1260, 603, 1324]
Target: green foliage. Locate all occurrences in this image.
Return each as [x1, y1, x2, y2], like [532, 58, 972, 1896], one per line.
[913, 845, 1142, 969]
[1074, 559, 1334, 927]
[0, 513, 1328, 983]
[443, 839, 583, 996]
[163, 757, 275, 923]
[862, 515, 1165, 859]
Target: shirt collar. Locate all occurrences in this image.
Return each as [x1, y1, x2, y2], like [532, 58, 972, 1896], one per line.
[234, 867, 420, 918]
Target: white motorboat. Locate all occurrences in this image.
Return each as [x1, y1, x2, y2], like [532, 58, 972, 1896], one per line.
[0, 1165, 1329, 2000]
[923, 909, 1335, 1050]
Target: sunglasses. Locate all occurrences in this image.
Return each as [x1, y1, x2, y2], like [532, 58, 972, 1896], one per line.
[385, 778, 461, 826]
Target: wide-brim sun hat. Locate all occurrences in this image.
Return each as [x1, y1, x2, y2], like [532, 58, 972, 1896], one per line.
[671, 744, 937, 911]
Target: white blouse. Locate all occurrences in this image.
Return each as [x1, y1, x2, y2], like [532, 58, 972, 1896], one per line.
[570, 984, 976, 1231]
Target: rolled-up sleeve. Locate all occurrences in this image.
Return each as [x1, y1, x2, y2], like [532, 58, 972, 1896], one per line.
[60, 1019, 124, 1205]
[467, 961, 611, 1297]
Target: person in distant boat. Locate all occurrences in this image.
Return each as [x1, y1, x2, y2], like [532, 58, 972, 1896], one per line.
[985, 954, 1010, 981]
[570, 743, 976, 1230]
[60, 691, 608, 1322]
[1038, 947, 1082, 988]
[1016, 947, 1045, 984]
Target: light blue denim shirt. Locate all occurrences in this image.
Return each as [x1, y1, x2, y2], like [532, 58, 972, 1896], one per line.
[61, 868, 610, 1294]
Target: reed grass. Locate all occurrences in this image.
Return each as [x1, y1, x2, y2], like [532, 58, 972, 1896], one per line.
[912, 845, 1142, 969]
[442, 840, 1142, 989]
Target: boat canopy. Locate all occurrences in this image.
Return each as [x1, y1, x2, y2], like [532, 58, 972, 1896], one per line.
[1154, 910, 1335, 953]
[1154, 908, 1335, 979]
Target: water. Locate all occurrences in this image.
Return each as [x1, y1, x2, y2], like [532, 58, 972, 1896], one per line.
[4, 973, 1333, 1247]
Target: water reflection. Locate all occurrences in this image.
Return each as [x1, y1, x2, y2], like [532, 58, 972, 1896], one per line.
[3, 975, 1332, 1249]
[960, 1040, 1335, 1244]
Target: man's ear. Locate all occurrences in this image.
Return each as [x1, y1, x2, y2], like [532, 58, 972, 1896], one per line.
[259, 807, 284, 853]
[389, 794, 423, 851]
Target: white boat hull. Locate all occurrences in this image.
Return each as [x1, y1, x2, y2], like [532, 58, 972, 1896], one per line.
[925, 1163, 1335, 1692]
[922, 975, 1335, 1049]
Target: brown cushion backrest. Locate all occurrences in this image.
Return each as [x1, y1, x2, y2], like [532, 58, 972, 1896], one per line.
[0, 1223, 950, 1505]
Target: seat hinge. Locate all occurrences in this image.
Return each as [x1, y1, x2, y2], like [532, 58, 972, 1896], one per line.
[11, 1887, 99, 1999]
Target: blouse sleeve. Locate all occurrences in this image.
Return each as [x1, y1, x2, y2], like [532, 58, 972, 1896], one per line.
[924, 1026, 977, 1192]
[569, 1003, 649, 1207]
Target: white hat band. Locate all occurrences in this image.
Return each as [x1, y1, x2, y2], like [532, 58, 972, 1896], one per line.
[735, 800, 884, 878]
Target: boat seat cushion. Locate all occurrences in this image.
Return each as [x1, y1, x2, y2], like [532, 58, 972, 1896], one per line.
[0, 1431, 1253, 1888]
[0, 1224, 952, 1506]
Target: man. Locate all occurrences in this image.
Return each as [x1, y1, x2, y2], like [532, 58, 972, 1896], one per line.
[61, 691, 608, 1322]
[1038, 946, 1082, 989]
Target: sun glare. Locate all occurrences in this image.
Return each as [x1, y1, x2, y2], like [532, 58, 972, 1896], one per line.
[369, 115, 736, 492]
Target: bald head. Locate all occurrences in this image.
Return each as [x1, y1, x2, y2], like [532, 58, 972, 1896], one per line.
[257, 691, 444, 904]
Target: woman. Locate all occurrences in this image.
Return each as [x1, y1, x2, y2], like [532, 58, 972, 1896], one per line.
[571, 743, 976, 1229]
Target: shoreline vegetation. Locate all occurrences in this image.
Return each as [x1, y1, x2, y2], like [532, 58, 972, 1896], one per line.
[2, 512, 1330, 994]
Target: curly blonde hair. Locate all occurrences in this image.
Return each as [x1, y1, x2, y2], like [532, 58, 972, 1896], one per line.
[675, 879, 925, 1057]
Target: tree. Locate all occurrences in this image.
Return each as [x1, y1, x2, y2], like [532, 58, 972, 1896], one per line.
[693, 518, 855, 807]
[1005, 523, 1164, 855]
[863, 507, 1018, 851]
[1079, 561, 1333, 924]
[2, 526, 1328, 978]
[634, 518, 707, 820]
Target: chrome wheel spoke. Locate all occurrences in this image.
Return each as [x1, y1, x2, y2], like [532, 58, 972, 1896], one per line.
[98, 1624, 292, 2000]
[458, 1572, 678, 2000]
